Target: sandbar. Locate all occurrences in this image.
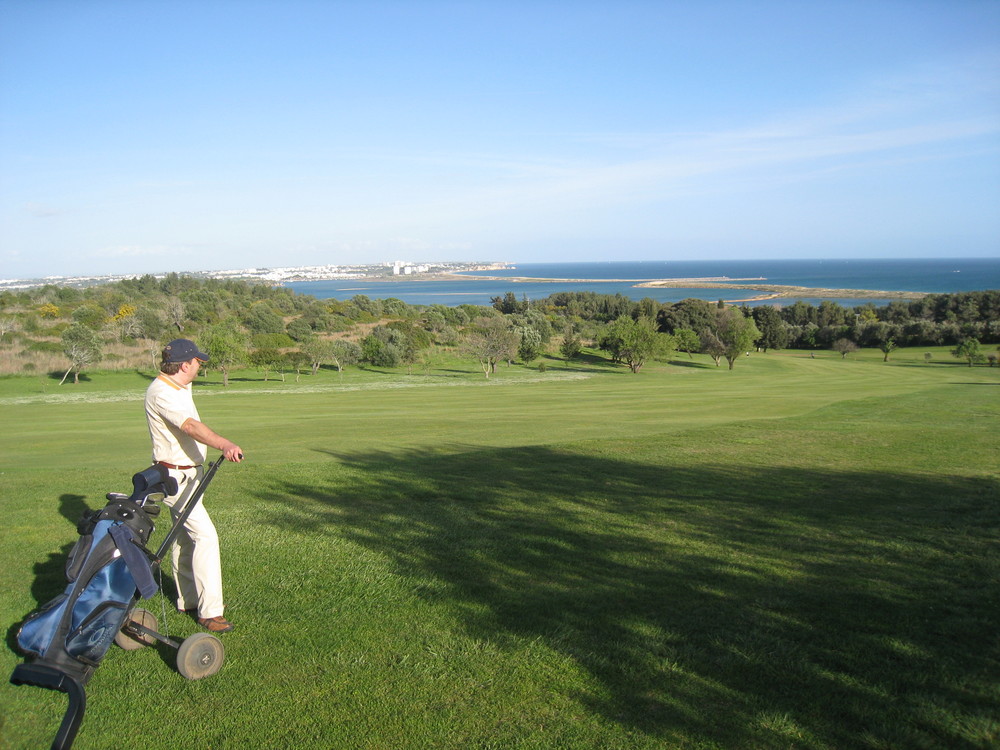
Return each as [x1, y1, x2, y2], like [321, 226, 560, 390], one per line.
[432, 272, 927, 302]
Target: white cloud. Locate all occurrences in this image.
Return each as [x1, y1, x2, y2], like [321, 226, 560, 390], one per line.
[370, 73, 1000, 234]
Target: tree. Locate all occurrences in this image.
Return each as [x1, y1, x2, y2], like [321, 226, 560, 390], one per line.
[751, 305, 789, 352]
[951, 338, 984, 367]
[165, 297, 186, 333]
[249, 347, 283, 381]
[785, 300, 816, 327]
[599, 316, 664, 373]
[856, 320, 897, 350]
[284, 351, 311, 382]
[857, 305, 879, 324]
[134, 307, 166, 342]
[286, 318, 313, 342]
[795, 323, 820, 349]
[523, 309, 554, 344]
[462, 316, 518, 378]
[559, 326, 582, 362]
[659, 298, 714, 334]
[832, 338, 859, 359]
[349, 294, 383, 320]
[386, 321, 432, 374]
[491, 291, 526, 315]
[243, 304, 285, 335]
[382, 297, 409, 317]
[423, 309, 447, 333]
[361, 327, 405, 368]
[301, 337, 335, 375]
[817, 300, 847, 327]
[637, 297, 659, 320]
[879, 338, 898, 362]
[60, 324, 103, 384]
[699, 329, 725, 367]
[673, 328, 700, 358]
[516, 325, 543, 364]
[715, 308, 761, 370]
[202, 320, 249, 386]
[109, 303, 147, 342]
[329, 339, 361, 376]
[659, 332, 679, 365]
[597, 319, 626, 364]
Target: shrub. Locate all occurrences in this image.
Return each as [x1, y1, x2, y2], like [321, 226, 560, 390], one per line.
[252, 333, 295, 350]
[286, 319, 312, 342]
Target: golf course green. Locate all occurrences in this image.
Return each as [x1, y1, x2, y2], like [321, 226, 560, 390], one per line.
[1, 346, 997, 749]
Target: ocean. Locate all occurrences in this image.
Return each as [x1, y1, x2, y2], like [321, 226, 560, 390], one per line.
[286, 257, 1000, 308]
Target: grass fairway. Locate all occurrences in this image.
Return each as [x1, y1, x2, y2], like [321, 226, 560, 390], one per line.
[1, 349, 998, 749]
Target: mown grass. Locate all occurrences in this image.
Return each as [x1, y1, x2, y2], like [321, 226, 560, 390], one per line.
[1, 348, 998, 749]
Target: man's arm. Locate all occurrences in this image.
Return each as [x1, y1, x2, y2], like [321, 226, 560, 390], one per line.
[181, 418, 244, 462]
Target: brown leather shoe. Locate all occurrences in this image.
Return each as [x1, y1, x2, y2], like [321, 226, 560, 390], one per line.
[197, 616, 234, 633]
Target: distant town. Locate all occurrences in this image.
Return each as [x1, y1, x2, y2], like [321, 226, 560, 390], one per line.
[0, 261, 512, 291]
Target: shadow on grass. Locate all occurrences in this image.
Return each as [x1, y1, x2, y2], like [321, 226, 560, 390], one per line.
[59, 493, 90, 525]
[666, 358, 719, 370]
[45, 371, 91, 383]
[886, 362, 991, 371]
[570, 352, 619, 369]
[256, 446, 999, 747]
[5, 541, 77, 656]
[194, 377, 262, 387]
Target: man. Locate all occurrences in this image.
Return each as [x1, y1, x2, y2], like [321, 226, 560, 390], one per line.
[145, 338, 243, 633]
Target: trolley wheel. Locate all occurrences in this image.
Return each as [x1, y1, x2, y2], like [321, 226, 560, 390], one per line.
[115, 608, 159, 650]
[176, 632, 225, 680]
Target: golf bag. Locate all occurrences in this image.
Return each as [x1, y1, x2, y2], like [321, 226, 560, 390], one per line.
[10, 456, 224, 750]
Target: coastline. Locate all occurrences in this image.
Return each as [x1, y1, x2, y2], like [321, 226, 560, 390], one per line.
[11, 260, 988, 300]
[433, 272, 929, 301]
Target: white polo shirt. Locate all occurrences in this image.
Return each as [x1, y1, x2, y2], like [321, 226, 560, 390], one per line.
[144, 373, 208, 466]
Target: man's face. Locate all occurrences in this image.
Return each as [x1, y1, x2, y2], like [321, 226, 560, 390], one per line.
[178, 357, 202, 381]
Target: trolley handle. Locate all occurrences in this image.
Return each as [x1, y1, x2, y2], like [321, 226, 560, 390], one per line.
[154, 455, 227, 561]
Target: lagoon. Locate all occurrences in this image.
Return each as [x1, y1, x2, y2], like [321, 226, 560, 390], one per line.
[287, 257, 1000, 307]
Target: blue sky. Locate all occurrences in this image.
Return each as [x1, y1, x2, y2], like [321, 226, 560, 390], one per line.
[2, 0, 998, 279]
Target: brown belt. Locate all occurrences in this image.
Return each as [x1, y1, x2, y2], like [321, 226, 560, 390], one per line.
[156, 461, 202, 470]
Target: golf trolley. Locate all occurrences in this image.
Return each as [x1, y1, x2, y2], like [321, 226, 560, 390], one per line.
[10, 455, 229, 750]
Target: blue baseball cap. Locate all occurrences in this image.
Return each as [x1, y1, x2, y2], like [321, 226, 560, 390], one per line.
[163, 339, 210, 363]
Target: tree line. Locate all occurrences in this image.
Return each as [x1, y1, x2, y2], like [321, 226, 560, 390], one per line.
[495, 289, 1000, 365]
[1, 276, 997, 383]
[494, 289, 1000, 345]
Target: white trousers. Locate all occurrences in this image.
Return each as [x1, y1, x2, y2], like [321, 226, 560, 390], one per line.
[163, 466, 225, 619]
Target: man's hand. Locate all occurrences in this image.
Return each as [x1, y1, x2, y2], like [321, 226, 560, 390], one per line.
[221, 442, 244, 463]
